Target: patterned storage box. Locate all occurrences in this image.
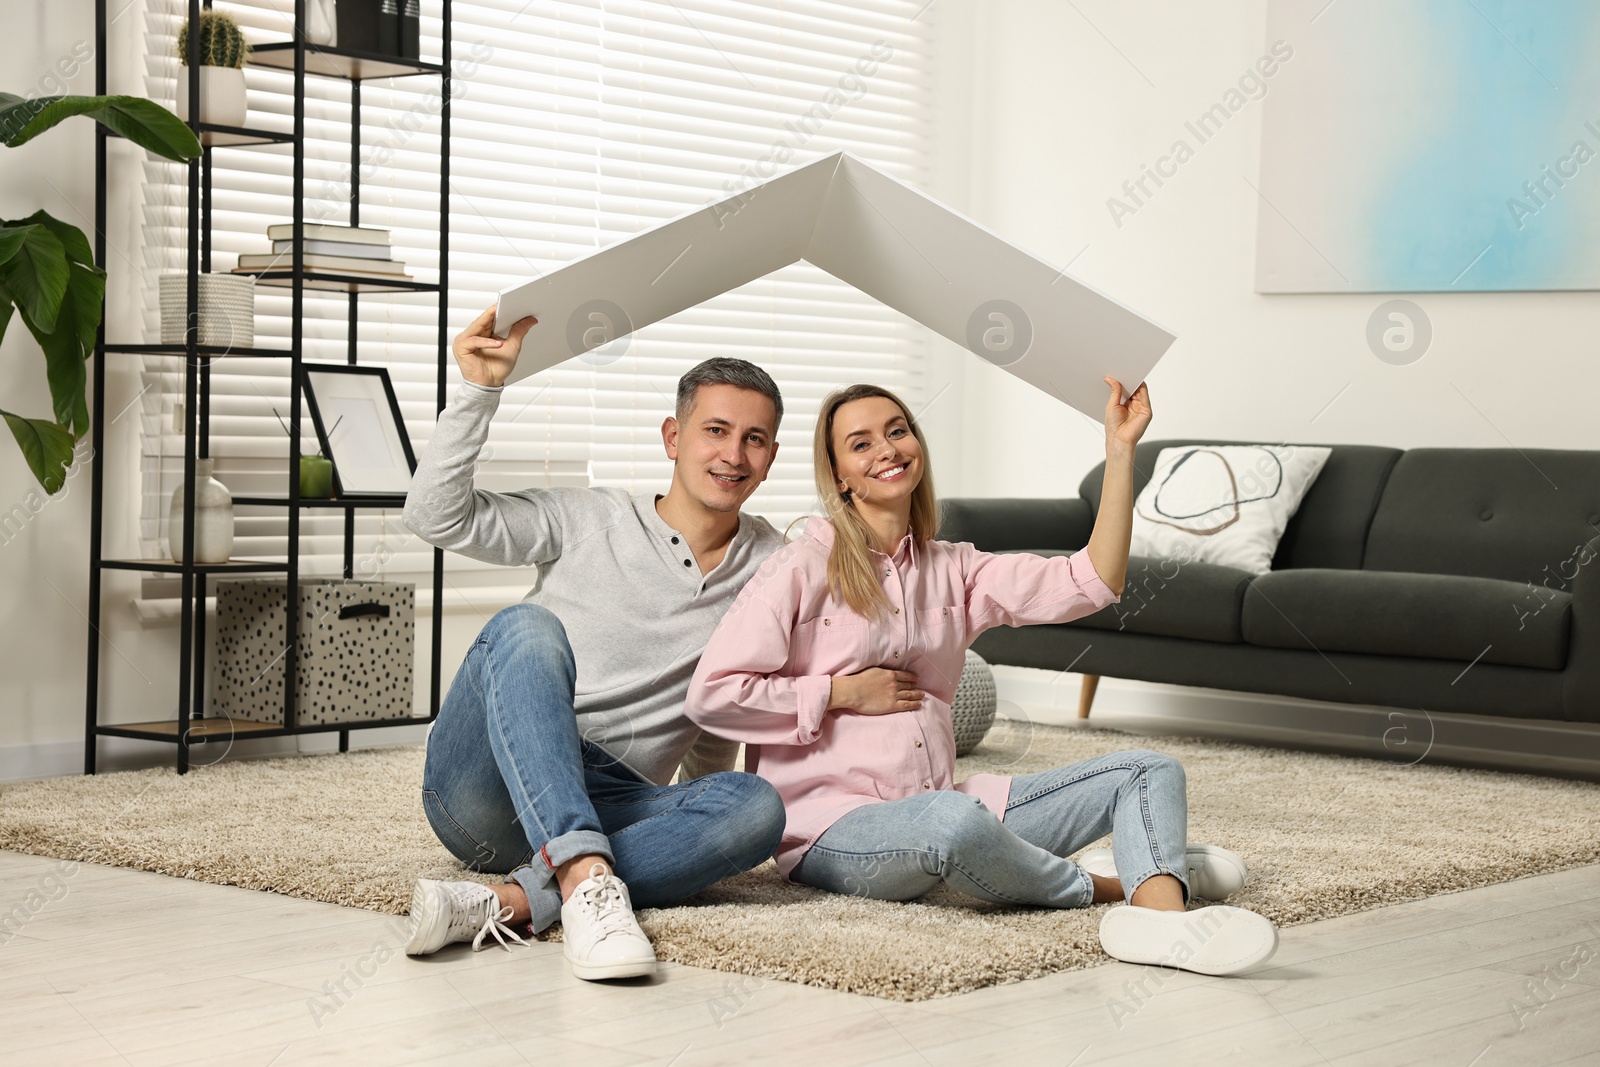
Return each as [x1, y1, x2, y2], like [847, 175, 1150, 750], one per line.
[213, 578, 415, 725]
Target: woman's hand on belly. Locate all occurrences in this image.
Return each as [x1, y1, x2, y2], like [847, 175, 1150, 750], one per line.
[828, 668, 923, 716]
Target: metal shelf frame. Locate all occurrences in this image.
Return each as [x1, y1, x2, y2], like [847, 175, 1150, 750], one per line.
[86, 0, 453, 774]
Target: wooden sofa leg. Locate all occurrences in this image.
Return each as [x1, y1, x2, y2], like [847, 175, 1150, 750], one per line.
[1078, 674, 1100, 719]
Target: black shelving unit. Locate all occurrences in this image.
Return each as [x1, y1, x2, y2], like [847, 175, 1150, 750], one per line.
[86, 0, 453, 774]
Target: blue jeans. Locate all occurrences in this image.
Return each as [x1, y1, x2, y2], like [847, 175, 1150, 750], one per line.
[791, 750, 1189, 908]
[422, 603, 785, 932]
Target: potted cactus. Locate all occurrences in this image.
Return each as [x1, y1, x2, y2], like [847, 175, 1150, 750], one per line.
[175, 10, 252, 129]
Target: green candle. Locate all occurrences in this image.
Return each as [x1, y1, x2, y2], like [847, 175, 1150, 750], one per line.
[300, 454, 333, 499]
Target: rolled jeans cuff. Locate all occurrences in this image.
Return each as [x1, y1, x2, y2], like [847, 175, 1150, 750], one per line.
[508, 866, 564, 933]
[1067, 863, 1097, 908]
[537, 829, 614, 878]
[1122, 863, 1191, 906]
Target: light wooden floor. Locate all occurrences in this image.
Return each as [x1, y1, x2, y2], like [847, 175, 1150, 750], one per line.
[2, 850, 1598, 1066]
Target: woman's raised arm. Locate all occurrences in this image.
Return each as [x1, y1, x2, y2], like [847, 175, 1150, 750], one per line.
[1085, 377, 1152, 597]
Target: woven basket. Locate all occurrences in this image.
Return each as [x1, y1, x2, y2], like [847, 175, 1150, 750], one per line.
[951, 649, 997, 756]
[159, 273, 255, 348]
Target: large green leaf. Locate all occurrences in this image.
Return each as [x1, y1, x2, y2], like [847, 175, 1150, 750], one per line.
[18, 211, 98, 270]
[1, 408, 76, 495]
[0, 224, 67, 329]
[0, 93, 201, 162]
[0, 225, 27, 266]
[0, 277, 12, 348]
[21, 261, 101, 436]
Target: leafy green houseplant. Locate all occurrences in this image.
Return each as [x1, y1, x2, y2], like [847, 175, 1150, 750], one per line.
[0, 93, 201, 493]
[176, 10, 252, 128]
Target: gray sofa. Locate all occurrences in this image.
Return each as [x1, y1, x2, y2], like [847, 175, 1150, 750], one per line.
[939, 439, 1600, 724]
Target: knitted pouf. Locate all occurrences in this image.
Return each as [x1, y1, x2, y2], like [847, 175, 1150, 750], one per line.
[951, 649, 998, 756]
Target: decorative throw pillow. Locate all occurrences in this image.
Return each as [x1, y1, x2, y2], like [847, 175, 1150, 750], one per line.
[1127, 444, 1332, 574]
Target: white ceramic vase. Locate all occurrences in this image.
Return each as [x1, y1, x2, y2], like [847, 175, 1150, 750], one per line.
[169, 459, 235, 564]
[307, 0, 337, 45]
[175, 66, 247, 128]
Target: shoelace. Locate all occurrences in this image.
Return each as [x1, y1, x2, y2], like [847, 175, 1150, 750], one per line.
[471, 903, 530, 953]
[445, 886, 530, 953]
[571, 874, 640, 942]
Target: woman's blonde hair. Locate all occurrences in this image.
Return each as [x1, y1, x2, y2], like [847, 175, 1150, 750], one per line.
[813, 384, 939, 620]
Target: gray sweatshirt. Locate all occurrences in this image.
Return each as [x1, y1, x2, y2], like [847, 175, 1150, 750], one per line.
[402, 381, 788, 785]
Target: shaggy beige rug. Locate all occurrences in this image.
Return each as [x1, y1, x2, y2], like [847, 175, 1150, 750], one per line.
[4, 725, 1600, 1001]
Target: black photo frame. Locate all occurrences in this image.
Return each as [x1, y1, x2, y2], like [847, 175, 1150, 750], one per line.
[300, 363, 416, 497]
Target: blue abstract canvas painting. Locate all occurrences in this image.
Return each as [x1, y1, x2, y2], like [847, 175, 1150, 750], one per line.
[1256, 0, 1600, 292]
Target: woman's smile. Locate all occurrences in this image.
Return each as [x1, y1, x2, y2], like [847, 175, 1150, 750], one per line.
[871, 462, 909, 482]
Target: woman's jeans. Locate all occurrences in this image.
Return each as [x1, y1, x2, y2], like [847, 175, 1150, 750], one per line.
[422, 603, 785, 933]
[792, 750, 1189, 909]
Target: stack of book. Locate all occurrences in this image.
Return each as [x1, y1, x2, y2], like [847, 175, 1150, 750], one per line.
[235, 223, 411, 282]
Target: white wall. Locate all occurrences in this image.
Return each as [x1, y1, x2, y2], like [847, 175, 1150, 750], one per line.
[0, 1, 126, 769]
[942, 0, 1600, 503]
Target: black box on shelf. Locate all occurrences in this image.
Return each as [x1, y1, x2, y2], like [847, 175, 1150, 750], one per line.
[336, 0, 385, 54]
[401, 0, 420, 60]
[378, 0, 400, 56]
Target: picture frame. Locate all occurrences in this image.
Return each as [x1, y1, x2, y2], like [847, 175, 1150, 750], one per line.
[300, 363, 416, 496]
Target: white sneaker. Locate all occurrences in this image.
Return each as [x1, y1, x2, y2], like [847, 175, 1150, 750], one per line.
[1077, 844, 1249, 901]
[559, 863, 657, 981]
[1099, 904, 1279, 976]
[404, 879, 530, 956]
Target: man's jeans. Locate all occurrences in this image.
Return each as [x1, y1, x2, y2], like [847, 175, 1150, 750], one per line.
[792, 750, 1189, 908]
[422, 603, 785, 933]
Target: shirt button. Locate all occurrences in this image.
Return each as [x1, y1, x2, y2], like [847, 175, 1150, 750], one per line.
[683, 559, 692, 567]
[671, 536, 679, 544]
[892, 651, 900, 657]
[893, 607, 900, 615]
[922, 779, 932, 789]
[914, 739, 922, 748]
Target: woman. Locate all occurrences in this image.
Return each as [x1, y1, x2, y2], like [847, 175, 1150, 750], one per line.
[685, 379, 1278, 976]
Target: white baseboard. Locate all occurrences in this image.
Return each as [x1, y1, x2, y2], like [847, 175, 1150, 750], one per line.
[991, 666, 1600, 781]
[1, 724, 430, 784]
[0, 740, 83, 784]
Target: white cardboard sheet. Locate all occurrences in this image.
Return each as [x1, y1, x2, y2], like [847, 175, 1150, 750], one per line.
[494, 152, 1175, 418]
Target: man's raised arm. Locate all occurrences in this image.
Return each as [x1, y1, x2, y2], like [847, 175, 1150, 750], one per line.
[400, 306, 554, 567]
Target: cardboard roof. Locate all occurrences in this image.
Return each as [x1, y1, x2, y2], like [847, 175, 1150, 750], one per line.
[494, 151, 1175, 418]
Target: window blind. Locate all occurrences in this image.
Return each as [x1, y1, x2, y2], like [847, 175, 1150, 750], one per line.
[130, 0, 933, 596]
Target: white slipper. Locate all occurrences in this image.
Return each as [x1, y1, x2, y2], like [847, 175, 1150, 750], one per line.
[1098, 904, 1279, 976]
[1077, 844, 1248, 901]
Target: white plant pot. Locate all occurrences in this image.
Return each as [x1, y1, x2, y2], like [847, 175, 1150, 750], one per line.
[159, 273, 255, 348]
[175, 66, 247, 128]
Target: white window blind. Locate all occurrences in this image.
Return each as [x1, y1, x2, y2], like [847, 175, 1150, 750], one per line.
[129, 0, 933, 596]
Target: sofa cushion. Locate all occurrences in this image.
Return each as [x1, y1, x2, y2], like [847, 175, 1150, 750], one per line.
[938, 498, 1094, 553]
[1362, 448, 1600, 584]
[1027, 551, 1256, 643]
[1241, 568, 1571, 670]
[1129, 444, 1332, 574]
[1078, 439, 1402, 571]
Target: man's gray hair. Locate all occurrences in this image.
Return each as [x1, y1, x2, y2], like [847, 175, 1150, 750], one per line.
[675, 358, 784, 430]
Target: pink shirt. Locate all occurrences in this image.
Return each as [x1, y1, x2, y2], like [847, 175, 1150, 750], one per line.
[686, 516, 1120, 879]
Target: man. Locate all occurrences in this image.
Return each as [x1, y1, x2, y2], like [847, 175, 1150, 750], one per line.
[400, 306, 788, 981]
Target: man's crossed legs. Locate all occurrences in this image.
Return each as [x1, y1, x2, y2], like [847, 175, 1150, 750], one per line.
[407, 603, 784, 978]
